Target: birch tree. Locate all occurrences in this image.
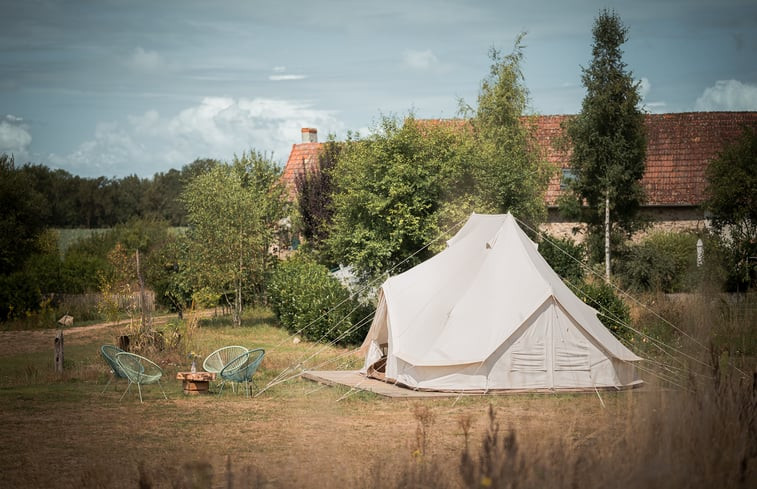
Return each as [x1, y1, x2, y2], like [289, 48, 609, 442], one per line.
[562, 10, 647, 281]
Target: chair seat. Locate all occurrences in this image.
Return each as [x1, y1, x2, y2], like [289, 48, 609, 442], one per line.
[203, 345, 248, 374]
[99, 345, 128, 396]
[218, 348, 265, 397]
[115, 352, 168, 403]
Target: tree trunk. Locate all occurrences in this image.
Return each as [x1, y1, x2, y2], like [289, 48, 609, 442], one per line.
[135, 249, 149, 331]
[54, 329, 64, 373]
[235, 251, 243, 327]
[605, 192, 611, 282]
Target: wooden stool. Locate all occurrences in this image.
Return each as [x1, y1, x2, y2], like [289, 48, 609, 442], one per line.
[176, 371, 216, 395]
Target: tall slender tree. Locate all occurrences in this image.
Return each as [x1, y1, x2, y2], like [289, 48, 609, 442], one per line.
[181, 152, 287, 326]
[562, 10, 647, 280]
[467, 36, 551, 229]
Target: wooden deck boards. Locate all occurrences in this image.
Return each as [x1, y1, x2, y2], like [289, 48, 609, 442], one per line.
[302, 370, 471, 399]
[301, 370, 646, 398]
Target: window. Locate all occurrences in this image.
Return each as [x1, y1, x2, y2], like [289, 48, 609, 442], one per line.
[560, 168, 576, 190]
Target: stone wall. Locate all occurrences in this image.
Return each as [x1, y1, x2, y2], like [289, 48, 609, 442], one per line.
[541, 206, 709, 243]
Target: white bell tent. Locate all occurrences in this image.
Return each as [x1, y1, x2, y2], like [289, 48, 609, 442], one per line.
[360, 213, 642, 391]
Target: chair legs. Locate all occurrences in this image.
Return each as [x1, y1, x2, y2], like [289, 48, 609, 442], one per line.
[119, 382, 133, 402]
[100, 373, 126, 396]
[118, 380, 168, 403]
[157, 380, 168, 401]
[217, 380, 238, 397]
[100, 375, 114, 396]
[218, 380, 256, 398]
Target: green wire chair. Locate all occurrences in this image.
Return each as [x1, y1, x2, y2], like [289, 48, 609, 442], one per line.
[203, 345, 249, 392]
[202, 345, 248, 374]
[218, 348, 265, 398]
[115, 352, 168, 403]
[99, 345, 130, 395]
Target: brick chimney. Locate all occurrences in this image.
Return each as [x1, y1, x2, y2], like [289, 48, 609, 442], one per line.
[301, 127, 318, 143]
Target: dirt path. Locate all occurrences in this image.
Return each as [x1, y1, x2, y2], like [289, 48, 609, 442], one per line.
[0, 310, 214, 357]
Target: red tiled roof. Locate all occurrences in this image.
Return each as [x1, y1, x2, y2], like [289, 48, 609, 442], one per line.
[542, 112, 757, 207]
[281, 142, 322, 199]
[282, 112, 757, 206]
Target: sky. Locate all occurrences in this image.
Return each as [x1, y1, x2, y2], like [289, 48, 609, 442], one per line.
[1, 0, 756, 178]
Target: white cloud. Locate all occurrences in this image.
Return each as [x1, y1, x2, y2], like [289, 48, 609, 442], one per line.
[127, 47, 166, 72]
[52, 97, 344, 177]
[0, 114, 32, 158]
[637, 77, 667, 113]
[268, 66, 306, 81]
[695, 80, 757, 111]
[403, 49, 439, 70]
[269, 74, 307, 81]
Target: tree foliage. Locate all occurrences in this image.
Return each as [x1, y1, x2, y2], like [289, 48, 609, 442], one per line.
[616, 231, 699, 293]
[325, 40, 548, 281]
[180, 152, 288, 325]
[705, 127, 757, 290]
[0, 154, 48, 275]
[0, 153, 223, 229]
[326, 117, 466, 279]
[572, 279, 632, 342]
[466, 37, 552, 228]
[295, 138, 340, 248]
[561, 10, 647, 274]
[538, 234, 586, 285]
[268, 254, 371, 345]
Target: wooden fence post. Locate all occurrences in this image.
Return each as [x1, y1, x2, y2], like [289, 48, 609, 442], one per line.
[54, 329, 64, 373]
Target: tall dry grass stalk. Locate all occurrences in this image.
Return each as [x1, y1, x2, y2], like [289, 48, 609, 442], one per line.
[363, 291, 756, 489]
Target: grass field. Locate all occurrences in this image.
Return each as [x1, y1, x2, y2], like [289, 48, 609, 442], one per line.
[0, 300, 754, 488]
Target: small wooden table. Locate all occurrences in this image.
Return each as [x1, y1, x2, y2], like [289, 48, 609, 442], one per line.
[176, 371, 216, 395]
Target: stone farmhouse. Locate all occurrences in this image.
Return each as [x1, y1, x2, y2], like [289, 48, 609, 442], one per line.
[282, 113, 757, 239]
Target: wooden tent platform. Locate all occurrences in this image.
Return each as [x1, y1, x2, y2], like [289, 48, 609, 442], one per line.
[302, 370, 476, 399]
[302, 370, 645, 399]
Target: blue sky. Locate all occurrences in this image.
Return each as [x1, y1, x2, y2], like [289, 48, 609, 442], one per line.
[1, 0, 756, 178]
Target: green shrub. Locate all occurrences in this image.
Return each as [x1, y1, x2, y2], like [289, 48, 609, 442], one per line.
[572, 280, 632, 342]
[538, 233, 585, 283]
[268, 254, 372, 345]
[0, 270, 42, 321]
[617, 231, 699, 293]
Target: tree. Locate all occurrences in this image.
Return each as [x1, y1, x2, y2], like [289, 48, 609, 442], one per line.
[20, 164, 79, 227]
[145, 232, 193, 316]
[562, 10, 647, 280]
[142, 168, 186, 225]
[295, 138, 340, 249]
[180, 152, 288, 326]
[464, 36, 552, 228]
[0, 154, 49, 275]
[705, 127, 757, 290]
[326, 116, 465, 280]
[326, 40, 549, 282]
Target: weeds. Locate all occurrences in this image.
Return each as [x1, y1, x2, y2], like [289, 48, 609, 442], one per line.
[362, 290, 757, 489]
[412, 403, 436, 457]
[2, 293, 755, 488]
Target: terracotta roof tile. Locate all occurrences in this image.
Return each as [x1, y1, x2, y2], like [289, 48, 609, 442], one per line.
[281, 142, 322, 199]
[541, 112, 757, 206]
[282, 113, 757, 206]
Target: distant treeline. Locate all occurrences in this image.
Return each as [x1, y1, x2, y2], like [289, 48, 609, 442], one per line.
[2, 154, 220, 228]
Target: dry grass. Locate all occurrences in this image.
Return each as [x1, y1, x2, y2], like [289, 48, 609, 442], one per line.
[0, 296, 755, 488]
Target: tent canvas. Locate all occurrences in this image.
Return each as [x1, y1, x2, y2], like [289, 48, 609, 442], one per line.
[360, 213, 642, 391]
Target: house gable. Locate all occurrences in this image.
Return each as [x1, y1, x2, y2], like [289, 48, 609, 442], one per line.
[281, 128, 323, 199]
